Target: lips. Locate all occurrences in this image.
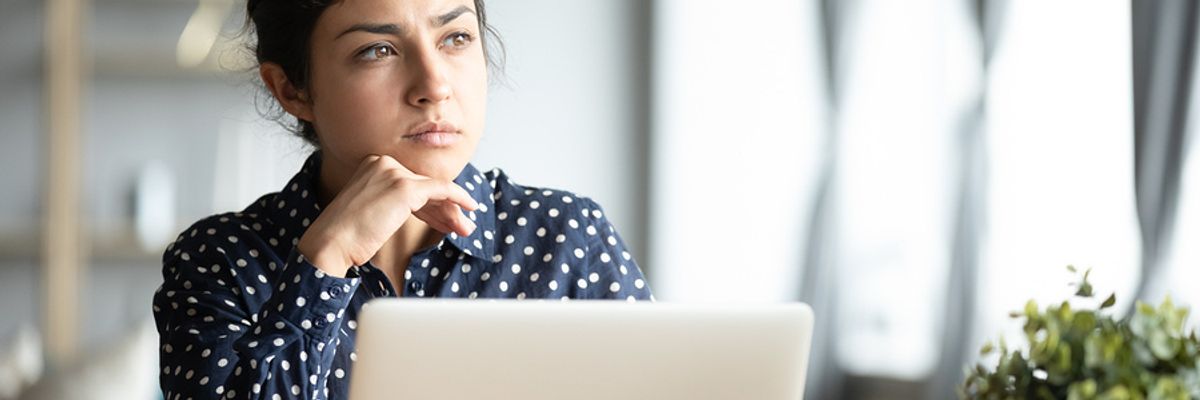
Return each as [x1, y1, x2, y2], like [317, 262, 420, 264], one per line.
[403, 121, 462, 147]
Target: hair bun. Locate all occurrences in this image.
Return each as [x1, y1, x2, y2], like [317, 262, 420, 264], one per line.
[246, 0, 262, 16]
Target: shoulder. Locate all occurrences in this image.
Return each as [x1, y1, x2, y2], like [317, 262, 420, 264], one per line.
[161, 194, 278, 268]
[483, 168, 617, 251]
[484, 168, 608, 222]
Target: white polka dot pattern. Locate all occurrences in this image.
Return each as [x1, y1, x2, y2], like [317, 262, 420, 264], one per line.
[153, 152, 653, 399]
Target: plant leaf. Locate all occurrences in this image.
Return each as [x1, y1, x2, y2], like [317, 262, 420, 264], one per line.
[1100, 293, 1116, 309]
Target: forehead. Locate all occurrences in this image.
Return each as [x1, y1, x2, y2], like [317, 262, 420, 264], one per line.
[320, 0, 476, 28]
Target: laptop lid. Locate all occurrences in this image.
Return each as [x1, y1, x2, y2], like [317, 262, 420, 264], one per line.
[348, 299, 814, 400]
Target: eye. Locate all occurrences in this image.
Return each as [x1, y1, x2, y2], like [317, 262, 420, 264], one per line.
[441, 32, 474, 49]
[356, 43, 397, 61]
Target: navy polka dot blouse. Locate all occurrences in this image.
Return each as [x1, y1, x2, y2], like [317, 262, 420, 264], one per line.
[152, 152, 653, 399]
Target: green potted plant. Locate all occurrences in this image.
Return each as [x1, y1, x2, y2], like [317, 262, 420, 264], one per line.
[960, 266, 1200, 400]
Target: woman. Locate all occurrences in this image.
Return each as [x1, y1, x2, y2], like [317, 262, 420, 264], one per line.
[151, 0, 652, 398]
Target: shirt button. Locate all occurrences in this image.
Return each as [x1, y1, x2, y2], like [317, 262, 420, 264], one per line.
[314, 319, 326, 328]
[409, 281, 423, 292]
[329, 286, 342, 297]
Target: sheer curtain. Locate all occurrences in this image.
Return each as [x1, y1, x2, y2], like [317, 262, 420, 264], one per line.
[1148, 0, 1200, 328]
[1166, 137, 1200, 331]
[648, 1, 1142, 398]
[975, 1, 1139, 350]
[1133, 0, 1200, 316]
[647, 0, 827, 302]
[829, 0, 979, 380]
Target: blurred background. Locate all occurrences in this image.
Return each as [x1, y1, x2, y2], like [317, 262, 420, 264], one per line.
[1, 0, 1198, 398]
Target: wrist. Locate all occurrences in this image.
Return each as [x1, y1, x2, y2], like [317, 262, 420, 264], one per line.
[297, 232, 352, 278]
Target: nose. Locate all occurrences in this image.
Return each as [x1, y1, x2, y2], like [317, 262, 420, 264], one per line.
[406, 48, 453, 108]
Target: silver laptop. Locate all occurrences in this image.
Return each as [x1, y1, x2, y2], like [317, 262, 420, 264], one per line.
[348, 299, 814, 400]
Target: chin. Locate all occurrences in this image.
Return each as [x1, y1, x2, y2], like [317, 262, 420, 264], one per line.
[392, 137, 476, 179]
[395, 153, 469, 181]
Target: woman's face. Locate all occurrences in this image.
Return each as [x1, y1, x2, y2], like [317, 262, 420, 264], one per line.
[306, 0, 487, 181]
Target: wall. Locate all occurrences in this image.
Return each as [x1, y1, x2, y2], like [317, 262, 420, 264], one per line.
[0, 0, 651, 352]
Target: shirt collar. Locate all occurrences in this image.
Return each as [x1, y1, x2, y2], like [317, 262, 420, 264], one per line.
[444, 163, 498, 262]
[271, 151, 497, 263]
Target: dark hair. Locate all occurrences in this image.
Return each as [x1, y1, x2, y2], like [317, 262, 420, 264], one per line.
[245, 0, 504, 146]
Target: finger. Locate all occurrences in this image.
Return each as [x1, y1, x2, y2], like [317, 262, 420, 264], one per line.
[358, 154, 385, 172]
[416, 201, 476, 236]
[412, 207, 458, 234]
[348, 154, 387, 185]
[418, 180, 479, 212]
[413, 200, 459, 230]
[404, 180, 477, 213]
[446, 203, 477, 236]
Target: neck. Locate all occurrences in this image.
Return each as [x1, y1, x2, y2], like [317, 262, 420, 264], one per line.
[374, 218, 442, 293]
[390, 218, 441, 257]
[315, 154, 351, 210]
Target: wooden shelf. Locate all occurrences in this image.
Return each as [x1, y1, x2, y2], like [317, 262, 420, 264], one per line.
[0, 227, 171, 265]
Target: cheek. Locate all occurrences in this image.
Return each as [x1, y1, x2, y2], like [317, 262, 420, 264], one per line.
[311, 71, 402, 140]
[457, 64, 490, 130]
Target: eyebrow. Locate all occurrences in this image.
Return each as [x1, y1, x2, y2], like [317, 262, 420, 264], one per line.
[337, 23, 402, 39]
[335, 6, 477, 39]
[435, 5, 476, 27]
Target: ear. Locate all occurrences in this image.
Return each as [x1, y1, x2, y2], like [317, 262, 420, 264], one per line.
[259, 63, 315, 123]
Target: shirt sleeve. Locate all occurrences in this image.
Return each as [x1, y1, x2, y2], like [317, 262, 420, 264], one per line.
[152, 222, 361, 400]
[577, 199, 654, 300]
